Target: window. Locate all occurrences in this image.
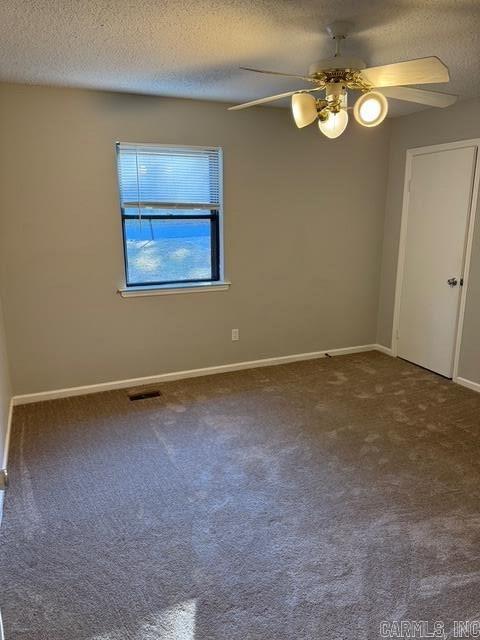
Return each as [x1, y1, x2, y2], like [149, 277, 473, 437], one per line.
[116, 143, 223, 288]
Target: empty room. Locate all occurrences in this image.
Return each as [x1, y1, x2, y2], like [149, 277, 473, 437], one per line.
[1, 1, 480, 639]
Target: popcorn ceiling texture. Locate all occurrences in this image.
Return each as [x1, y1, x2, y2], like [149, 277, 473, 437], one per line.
[0, 0, 478, 115]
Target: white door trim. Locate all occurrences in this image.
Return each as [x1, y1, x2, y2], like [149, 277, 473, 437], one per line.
[391, 138, 480, 381]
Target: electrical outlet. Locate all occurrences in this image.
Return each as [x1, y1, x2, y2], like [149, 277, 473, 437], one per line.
[231, 328, 239, 341]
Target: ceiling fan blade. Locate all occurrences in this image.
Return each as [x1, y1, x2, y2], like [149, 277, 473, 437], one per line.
[361, 56, 449, 88]
[378, 86, 458, 108]
[239, 67, 315, 83]
[228, 87, 321, 111]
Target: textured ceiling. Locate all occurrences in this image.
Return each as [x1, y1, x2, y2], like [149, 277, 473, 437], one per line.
[0, 0, 479, 116]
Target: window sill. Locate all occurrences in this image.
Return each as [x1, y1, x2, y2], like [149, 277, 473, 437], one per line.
[118, 281, 231, 298]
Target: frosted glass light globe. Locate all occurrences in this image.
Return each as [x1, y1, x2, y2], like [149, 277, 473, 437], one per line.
[353, 92, 388, 127]
[291, 93, 318, 128]
[360, 98, 381, 122]
[318, 109, 349, 139]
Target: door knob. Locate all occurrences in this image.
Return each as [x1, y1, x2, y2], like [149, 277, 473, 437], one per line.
[447, 277, 458, 287]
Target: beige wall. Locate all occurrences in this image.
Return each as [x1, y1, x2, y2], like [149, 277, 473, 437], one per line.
[0, 294, 12, 468]
[0, 83, 391, 395]
[377, 97, 480, 383]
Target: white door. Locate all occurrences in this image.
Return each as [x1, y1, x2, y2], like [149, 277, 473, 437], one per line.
[397, 145, 477, 377]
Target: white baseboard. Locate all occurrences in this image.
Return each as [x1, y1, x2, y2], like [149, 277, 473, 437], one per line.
[454, 376, 480, 394]
[1, 399, 13, 471]
[13, 343, 382, 406]
[373, 343, 394, 356]
[0, 399, 13, 526]
[375, 348, 480, 393]
[373, 347, 480, 394]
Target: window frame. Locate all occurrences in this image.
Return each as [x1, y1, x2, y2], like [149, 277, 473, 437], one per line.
[116, 142, 224, 291]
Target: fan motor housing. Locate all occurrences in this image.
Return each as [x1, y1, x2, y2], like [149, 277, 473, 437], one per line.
[308, 56, 367, 77]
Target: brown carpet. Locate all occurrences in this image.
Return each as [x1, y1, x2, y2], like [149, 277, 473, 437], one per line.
[1, 351, 480, 639]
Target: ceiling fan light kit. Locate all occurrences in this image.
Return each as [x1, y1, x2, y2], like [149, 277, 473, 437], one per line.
[291, 92, 318, 128]
[318, 108, 349, 139]
[229, 21, 458, 140]
[353, 91, 389, 127]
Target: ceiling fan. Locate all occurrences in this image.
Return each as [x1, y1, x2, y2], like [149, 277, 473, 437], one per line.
[228, 21, 458, 139]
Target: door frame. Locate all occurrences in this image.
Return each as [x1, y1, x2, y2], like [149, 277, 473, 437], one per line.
[391, 138, 480, 380]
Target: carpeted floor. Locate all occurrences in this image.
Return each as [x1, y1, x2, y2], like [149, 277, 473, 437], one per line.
[1, 351, 480, 639]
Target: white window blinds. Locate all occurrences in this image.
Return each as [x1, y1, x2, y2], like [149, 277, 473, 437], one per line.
[116, 143, 222, 211]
